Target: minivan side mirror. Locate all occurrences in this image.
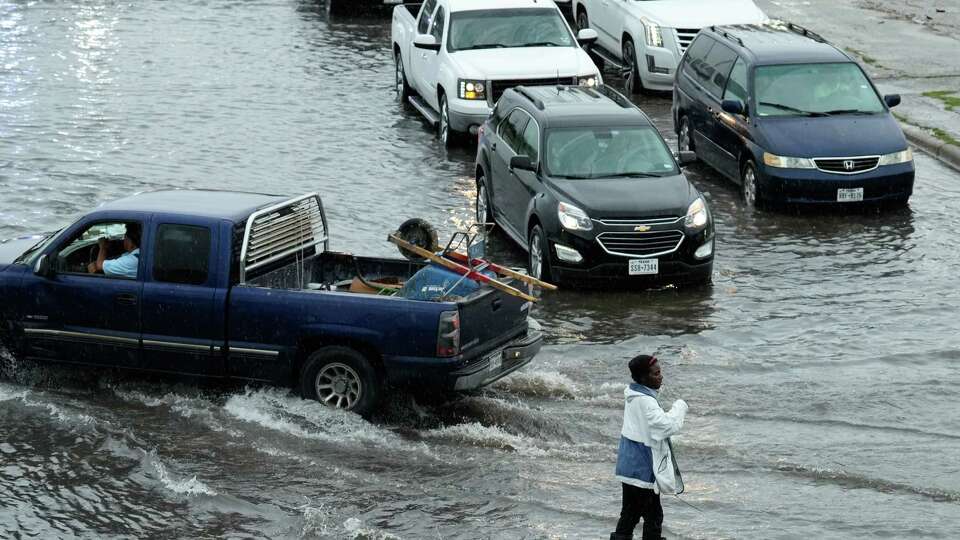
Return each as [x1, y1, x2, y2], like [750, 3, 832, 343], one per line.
[721, 99, 745, 116]
[510, 155, 537, 172]
[577, 28, 599, 47]
[34, 254, 55, 278]
[413, 34, 441, 52]
[677, 151, 697, 166]
[884, 94, 901, 108]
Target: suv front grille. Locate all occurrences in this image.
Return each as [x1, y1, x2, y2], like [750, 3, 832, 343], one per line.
[674, 28, 700, 54]
[597, 230, 685, 258]
[490, 77, 576, 102]
[814, 156, 880, 175]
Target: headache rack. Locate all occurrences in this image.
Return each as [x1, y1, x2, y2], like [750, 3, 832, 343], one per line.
[239, 193, 329, 283]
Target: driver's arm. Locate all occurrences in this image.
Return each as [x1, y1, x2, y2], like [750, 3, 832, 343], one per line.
[87, 238, 109, 273]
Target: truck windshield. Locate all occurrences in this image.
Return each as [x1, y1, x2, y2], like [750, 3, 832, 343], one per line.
[755, 62, 885, 117]
[448, 9, 575, 52]
[545, 127, 679, 179]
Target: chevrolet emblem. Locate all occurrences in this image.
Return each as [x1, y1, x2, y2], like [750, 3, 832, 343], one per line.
[634, 225, 651, 232]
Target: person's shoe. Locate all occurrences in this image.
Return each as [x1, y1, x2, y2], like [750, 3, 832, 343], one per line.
[609, 534, 632, 540]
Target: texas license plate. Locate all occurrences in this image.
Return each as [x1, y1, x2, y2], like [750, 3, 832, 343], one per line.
[629, 258, 659, 275]
[837, 188, 864, 202]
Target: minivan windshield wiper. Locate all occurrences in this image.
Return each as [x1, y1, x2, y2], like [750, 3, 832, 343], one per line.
[759, 101, 828, 117]
[458, 43, 508, 50]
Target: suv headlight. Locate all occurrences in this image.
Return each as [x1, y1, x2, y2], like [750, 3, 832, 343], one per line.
[641, 17, 663, 48]
[763, 152, 816, 169]
[458, 79, 486, 101]
[684, 197, 709, 231]
[578, 73, 600, 88]
[558, 202, 593, 231]
[878, 148, 913, 165]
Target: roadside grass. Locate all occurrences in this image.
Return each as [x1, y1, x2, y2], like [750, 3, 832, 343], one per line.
[845, 47, 878, 66]
[893, 112, 960, 147]
[922, 90, 960, 111]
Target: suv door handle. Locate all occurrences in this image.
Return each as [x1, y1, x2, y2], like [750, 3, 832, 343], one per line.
[115, 293, 137, 306]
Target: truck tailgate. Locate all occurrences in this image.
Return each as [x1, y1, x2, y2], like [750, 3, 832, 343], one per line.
[457, 286, 531, 360]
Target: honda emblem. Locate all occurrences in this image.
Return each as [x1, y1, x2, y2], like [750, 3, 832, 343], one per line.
[843, 160, 856, 171]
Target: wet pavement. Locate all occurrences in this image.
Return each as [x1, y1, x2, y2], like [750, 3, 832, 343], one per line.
[2, 2, 960, 539]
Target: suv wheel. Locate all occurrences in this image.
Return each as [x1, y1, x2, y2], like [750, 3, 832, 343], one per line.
[476, 176, 494, 229]
[741, 160, 760, 209]
[395, 51, 411, 103]
[300, 346, 382, 418]
[528, 225, 554, 282]
[623, 39, 644, 95]
[576, 7, 589, 31]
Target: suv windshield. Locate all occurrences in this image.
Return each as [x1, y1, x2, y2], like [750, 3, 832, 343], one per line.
[448, 9, 575, 52]
[545, 127, 678, 179]
[755, 62, 884, 117]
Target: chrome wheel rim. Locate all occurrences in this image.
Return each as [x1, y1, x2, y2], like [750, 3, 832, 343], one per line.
[395, 55, 404, 100]
[529, 233, 543, 279]
[315, 362, 361, 410]
[679, 120, 691, 152]
[477, 181, 488, 224]
[623, 43, 639, 92]
[743, 166, 757, 207]
[440, 99, 449, 145]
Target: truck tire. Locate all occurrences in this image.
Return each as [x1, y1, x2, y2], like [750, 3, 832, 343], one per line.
[528, 224, 554, 283]
[300, 346, 382, 418]
[439, 94, 456, 148]
[623, 38, 645, 95]
[395, 51, 411, 103]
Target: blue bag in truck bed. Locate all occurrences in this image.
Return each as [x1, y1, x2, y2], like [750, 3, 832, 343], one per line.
[401, 262, 495, 301]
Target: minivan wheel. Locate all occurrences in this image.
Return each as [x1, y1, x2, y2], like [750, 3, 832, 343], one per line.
[678, 116, 696, 155]
[623, 39, 644, 95]
[395, 52, 411, 103]
[741, 160, 760, 209]
[476, 176, 495, 229]
[528, 225, 554, 283]
[300, 346, 381, 418]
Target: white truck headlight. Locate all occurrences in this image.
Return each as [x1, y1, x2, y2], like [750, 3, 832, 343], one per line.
[557, 202, 592, 231]
[641, 17, 663, 48]
[878, 148, 913, 165]
[458, 79, 486, 101]
[684, 197, 708, 231]
[763, 152, 816, 169]
[578, 74, 600, 88]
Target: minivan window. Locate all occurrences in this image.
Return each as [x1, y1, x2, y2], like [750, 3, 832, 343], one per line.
[724, 57, 748, 105]
[545, 127, 678, 179]
[755, 62, 885, 117]
[702, 42, 738, 97]
[682, 36, 716, 86]
[448, 8, 574, 52]
[417, 0, 437, 35]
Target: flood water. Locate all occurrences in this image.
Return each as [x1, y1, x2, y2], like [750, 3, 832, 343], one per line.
[2, 2, 959, 538]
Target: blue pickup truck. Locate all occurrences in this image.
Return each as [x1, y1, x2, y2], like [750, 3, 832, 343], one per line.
[0, 190, 543, 416]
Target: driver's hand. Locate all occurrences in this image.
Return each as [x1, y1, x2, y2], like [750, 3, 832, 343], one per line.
[87, 262, 97, 274]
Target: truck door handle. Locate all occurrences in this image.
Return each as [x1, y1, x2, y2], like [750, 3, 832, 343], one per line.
[115, 293, 137, 306]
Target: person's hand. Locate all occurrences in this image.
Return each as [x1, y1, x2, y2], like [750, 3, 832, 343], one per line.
[87, 262, 97, 274]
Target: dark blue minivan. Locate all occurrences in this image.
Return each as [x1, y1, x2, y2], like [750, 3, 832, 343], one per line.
[672, 22, 915, 208]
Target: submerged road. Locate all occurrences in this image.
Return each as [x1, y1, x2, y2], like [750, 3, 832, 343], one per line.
[1, 2, 959, 538]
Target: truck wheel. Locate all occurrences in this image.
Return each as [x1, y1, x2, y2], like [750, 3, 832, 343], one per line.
[741, 160, 761, 210]
[439, 94, 455, 148]
[300, 346, 381, 418]
[623, 39, 644, 95]
[395, 51, 411, 103]
[476, 174, 495, 230]
[528, 224, 554, 283]
[575, 6, 589, 31]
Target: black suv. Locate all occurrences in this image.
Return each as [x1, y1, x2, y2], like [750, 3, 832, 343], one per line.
[672, 22, 914, 208]
[474, 85, 714, 286]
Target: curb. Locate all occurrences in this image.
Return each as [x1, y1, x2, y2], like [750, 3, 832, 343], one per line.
[900, 123, 960, 173]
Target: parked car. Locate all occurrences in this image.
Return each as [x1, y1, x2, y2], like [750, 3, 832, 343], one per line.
[391, 0, 602, 147]
[475, 85, 715, 286]
[572, 0, 766, 93]
[0, 191, 543, 417]
[672, 22, 915, 207]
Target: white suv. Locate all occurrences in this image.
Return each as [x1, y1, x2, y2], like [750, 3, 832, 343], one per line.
[572, 0, 766, 93]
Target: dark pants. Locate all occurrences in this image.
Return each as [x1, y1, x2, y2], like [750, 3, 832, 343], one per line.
[613, 483, 663, 540]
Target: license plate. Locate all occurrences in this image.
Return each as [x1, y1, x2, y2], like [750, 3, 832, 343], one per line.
[629, 258, 659, 275]
[837, 188, 864, 202]
[488, 354, 502, 373]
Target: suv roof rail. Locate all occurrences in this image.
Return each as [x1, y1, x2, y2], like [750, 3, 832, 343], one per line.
[785, 22, 827, 43]
[710, 26, 744, 46]
[514, 86, 545, 110]
[596, 84, 638, 110]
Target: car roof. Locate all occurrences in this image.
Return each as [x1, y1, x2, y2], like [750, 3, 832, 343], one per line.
[508, 85, 654, 129]
[95, 190, 288, 222]
[446, 0, 558, 13]
[709, 21, 852, 65]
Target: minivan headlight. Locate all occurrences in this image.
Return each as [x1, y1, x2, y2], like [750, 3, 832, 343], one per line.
[762, 152, 816, 169]
[558, 202, 593, 231]
[684, 197, 709, 231]
[640, 17, 663, 48]
[458, 79, 486, 101]
[878, 148, 913, 165]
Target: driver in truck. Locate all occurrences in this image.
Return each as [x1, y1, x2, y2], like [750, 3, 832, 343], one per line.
[87, 223, 140, 278]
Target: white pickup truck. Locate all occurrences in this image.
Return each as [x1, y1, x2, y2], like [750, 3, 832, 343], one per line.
[392, 0, 602, 148]
[572, 0, 766, 93]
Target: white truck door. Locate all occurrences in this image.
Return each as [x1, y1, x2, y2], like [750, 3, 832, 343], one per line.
[590, 0, 621, 52]
[412, 3, 446, 110]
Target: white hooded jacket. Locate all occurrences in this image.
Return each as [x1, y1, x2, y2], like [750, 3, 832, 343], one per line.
[615, 384, 688, 494]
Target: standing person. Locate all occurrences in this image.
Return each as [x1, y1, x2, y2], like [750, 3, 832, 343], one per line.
[610, 354, 688, 540]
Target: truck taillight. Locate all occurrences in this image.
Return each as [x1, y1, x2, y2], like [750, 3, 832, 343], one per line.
[437, 310, 460, 357]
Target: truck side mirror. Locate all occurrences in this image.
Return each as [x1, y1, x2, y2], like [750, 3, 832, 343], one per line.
[34, 254, 55, 278]
[721, 99, 745, 116]
[413, 34, 441, 52]
[577, 29, 598, 47]
[510, 155, 537, 172]
[884, 94, 901, 108]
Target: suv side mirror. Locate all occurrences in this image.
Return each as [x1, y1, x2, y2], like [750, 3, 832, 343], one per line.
[413, 34, 441, 52]
[577, 28, 598, 47]
[677, 151, 697, 166]
[510, 155, 537, 172]
[721, 99, 745, 116]
[34, 254, 55, 278]
[884, 94, 901, 108]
